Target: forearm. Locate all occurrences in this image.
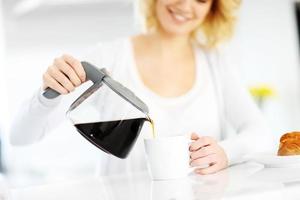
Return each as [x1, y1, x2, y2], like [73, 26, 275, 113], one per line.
[219, 124, 274, 166]
[10, 88, 63, 145]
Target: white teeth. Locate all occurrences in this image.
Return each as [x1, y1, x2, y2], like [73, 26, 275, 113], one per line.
[173, 13, 187, 22]
[169, 8, 190, 23]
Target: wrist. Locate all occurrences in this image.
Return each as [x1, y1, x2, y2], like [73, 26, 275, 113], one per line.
[37, 87, 62, 108]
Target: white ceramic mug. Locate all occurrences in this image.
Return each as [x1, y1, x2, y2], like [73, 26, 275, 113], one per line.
[144, 135, 194, 180]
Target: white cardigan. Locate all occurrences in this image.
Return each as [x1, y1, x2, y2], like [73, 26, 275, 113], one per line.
[9, 38, 274, 175]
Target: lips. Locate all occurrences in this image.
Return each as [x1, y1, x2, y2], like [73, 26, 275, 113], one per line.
[167, 7, 193, 24]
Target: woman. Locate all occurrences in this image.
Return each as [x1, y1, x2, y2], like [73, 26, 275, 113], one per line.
[10, 0, 272, 175]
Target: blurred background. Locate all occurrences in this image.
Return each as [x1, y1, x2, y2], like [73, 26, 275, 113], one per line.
[0, 0, 300, 187]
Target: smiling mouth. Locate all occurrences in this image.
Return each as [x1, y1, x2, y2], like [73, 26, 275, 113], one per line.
[167, 7, 193, 23]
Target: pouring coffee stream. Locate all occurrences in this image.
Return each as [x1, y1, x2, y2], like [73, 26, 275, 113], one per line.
[43, 61, 155, 159]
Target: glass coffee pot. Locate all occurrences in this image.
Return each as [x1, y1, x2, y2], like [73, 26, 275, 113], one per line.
[43, 61, 151, 159]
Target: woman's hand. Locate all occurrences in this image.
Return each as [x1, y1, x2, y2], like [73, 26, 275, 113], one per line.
[189, 133, 228, 175]
[42, 54, 86, 95]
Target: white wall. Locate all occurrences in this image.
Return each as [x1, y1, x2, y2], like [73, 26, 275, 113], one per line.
[236, 0, 300, 137]
[0, 1, 8, 139]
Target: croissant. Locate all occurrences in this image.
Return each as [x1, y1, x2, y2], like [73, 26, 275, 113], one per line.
[277, 132, 300, 156]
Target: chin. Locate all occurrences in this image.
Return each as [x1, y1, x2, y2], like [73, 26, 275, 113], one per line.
[159, 23, 195, 37]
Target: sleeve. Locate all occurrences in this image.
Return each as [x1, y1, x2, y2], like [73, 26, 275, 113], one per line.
[9, 41, 113, 146]
[9, 87, 64, 145]
[217, 55, 277, 166]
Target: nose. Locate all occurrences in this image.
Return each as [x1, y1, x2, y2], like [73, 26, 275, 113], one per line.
[176, 0, 193, 12]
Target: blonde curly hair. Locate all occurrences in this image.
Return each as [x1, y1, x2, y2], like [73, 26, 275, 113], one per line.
[137, 0, 241, 48]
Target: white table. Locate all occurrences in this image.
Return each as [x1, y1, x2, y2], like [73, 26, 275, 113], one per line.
[9, 162, 300, 200]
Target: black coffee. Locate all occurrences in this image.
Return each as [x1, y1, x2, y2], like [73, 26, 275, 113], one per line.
[75, 118, 148, 159]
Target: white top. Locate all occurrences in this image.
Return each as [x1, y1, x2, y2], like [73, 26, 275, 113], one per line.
[9, 38, 274, 176]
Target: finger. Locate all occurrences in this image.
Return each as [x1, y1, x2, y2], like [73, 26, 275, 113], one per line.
[43, 73, 68, 95]
[190, 136, 215, 151]
[190, 145, 215, 160]
[54, 58, 82, 87]
[191, 132, 200, 140]
[48, 66, 75, 92]
[195, 163, 221, 175]
[62, 54, 86, 82]
[190, 154, 217, 167]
